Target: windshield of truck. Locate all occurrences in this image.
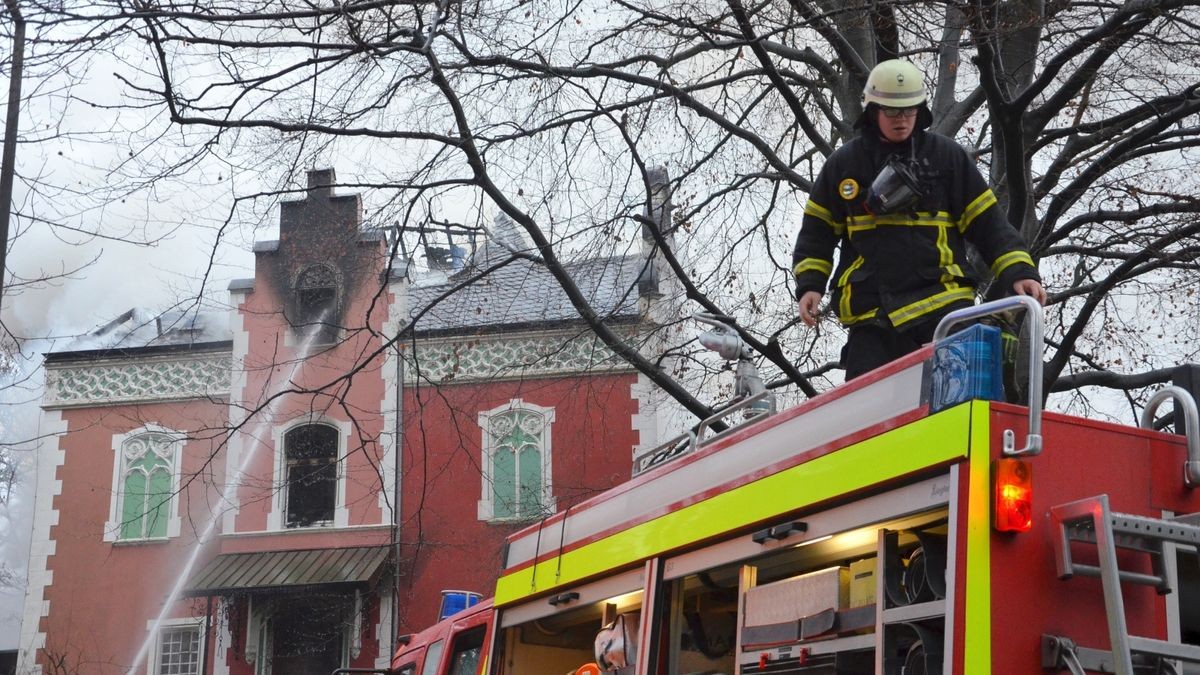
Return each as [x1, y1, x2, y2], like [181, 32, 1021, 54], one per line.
[420, 639, 444, 675]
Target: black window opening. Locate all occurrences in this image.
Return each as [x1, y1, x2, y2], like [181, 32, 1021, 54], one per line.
[285, 424, 339, 528]
[295, 264, 338, 339]
[270, 592, 354, 675]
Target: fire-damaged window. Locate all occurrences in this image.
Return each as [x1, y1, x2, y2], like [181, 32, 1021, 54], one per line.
[294, 264, 338, 336]
[477, 400, 556, 522]
[284, 424, 339, 528]
[261, 592, 355, 674]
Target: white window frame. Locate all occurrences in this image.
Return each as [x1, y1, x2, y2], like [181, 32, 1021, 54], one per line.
[105, 425, 184, 542]
[147, 616, 206, 675]
[477, 399, 556, 522]
[269, 415, 350, 530]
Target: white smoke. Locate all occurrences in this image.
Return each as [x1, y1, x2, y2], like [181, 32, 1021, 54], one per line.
[0, 338, 46, 652]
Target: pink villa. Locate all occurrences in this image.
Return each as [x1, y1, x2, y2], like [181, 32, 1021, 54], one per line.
[17, 169, 677, 674]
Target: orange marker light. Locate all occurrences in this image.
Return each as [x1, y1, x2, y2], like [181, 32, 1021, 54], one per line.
[993, 458, 1033, 532]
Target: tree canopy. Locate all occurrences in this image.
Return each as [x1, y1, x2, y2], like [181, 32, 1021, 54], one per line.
[6, 0, 1200, 422]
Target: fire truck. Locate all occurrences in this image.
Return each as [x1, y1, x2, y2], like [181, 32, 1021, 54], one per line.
[380, 297, 1200, 675]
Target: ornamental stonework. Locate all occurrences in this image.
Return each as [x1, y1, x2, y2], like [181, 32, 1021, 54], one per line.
[44, 354, 232, 408]
[405, 331, 636, 384]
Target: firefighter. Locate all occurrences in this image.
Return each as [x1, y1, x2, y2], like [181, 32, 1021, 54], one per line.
[793, 59, 1046, 380]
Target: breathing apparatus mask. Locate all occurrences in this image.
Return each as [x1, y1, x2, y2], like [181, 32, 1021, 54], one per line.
[865, 154, 923, 215]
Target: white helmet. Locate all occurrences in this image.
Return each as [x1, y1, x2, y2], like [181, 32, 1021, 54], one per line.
[863, 59, 927, 108]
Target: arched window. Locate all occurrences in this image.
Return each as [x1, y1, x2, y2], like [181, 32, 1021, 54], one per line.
[295, 264, 337, 328]
[115, 432, 178, 540]
[284, 424, 339, 528]
[478, 401, 555, 521]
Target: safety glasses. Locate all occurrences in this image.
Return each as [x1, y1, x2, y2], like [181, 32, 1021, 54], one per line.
[881, 106, 919, 118]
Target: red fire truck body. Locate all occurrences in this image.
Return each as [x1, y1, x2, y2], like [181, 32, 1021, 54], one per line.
[387, 304, 1200, 675]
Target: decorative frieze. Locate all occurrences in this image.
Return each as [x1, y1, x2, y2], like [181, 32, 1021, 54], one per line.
[43, 352, 232, 408]
[405, 329, 638, 384]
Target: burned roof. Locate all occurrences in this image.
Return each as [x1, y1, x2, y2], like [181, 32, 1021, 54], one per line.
[46, 307, 232, 361]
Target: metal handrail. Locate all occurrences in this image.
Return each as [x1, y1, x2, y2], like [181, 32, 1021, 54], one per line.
[629, 390, 777, 478]
[631, 430, 697, 477]
[1139, 385, 1200, 488]
[933, 295, 1044, 457]
[695, 390, 777, 446]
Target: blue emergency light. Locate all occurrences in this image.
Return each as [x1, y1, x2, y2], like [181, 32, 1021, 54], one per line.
[438, 590, 482, 620]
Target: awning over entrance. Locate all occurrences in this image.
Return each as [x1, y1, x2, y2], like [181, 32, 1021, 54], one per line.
[184, 545, 391, 597]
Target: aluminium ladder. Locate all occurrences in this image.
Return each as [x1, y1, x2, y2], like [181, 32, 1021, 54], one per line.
[1045, 494, 1200, 674]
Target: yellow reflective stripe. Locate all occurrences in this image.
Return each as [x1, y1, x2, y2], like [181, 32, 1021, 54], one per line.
[963, 401, 993, 670]
[847, 212, 955, 233]
[936, 223, 953, 272]
[840, 307, 879, 325]
[493, 405, 974, 606]
[804, 199, 845, 236]
[837, 256, 863, 288]
[836, 256, 878, 324]
[887, 285, 976, 327]
[839, 279, 854, 321]
[793, 258, 832, 278]
[990, 250, 1034, 277]
[959, 190, 997, 233]
[838, 257, 862, 319]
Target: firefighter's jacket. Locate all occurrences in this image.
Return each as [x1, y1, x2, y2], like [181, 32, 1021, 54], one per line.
[792, 130, 1040, 330]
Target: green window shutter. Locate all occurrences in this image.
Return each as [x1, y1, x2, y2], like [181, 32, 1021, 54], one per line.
[146, 467, 171, 539]
[493, 447, 516, 519]
[517, 445, 541, 516]
[121, 471, 148, 540]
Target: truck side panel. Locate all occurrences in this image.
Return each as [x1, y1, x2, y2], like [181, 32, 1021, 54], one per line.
[985, 406, 1200, 672]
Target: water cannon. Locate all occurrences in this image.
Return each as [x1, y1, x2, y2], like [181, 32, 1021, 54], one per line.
[696, 313, 750, 361]
[694, 313, 769, 414]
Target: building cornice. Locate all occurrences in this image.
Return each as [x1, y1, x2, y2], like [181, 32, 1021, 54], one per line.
[43, 348, 233, 409]
[404, 324, 646, 385]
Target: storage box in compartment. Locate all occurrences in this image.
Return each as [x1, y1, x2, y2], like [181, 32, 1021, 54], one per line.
[930, 323, 1004, 412]
[848, 557, 877, 608]
[743, 567, 850, 627]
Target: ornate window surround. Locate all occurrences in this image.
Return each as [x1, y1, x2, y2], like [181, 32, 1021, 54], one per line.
[268, 416, 350, 531]
[104, 425, 185, 543]
[477, 399, 556, 522]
